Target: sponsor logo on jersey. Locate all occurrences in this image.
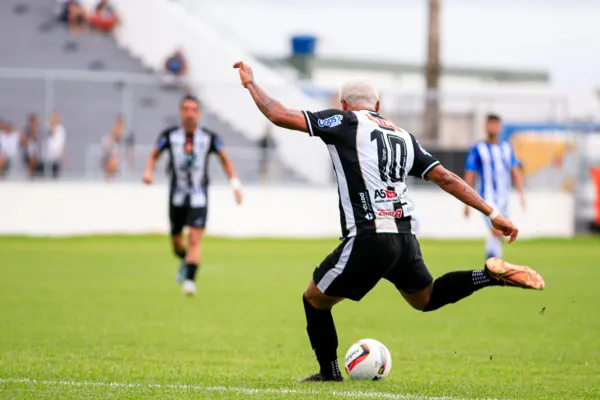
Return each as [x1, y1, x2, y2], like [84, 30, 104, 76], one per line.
[377, 209, 404, 218]
[365, 114, 402, 132]
[317, 115, 343, 128]
[374, 189, 400, 204]
[359, 192, 375, 220]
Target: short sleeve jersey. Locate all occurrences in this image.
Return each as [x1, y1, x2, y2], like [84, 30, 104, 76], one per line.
[464, 140, 518, 207]
[301, 109, 440, 237]
[155, 126, 223, 208]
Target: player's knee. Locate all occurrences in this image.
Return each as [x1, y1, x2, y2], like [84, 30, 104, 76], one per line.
[303, 282, 332, 310]
[170, 235, 184, 251]
[172, 246, 185, 259]
[407, 297, 430, 312]
[401, 285, 432, 312]
[187, 228, 203, 245]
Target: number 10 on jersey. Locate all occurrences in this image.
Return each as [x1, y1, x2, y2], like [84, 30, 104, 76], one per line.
[371, 129, 407, 183]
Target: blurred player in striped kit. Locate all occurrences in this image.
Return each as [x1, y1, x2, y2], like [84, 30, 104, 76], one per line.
[464, 114, 526, 259]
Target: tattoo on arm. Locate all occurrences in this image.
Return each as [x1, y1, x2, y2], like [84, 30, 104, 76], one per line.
[245, 82, 307, 132]
[451, 171, 485, 208]
[248, 83, 285, 120]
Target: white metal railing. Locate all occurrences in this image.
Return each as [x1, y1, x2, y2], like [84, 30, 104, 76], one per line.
[82, 143, 286, 183]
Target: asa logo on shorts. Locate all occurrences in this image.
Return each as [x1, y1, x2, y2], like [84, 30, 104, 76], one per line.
[317, 115, 343, 128]
[378, 209, 403, 218]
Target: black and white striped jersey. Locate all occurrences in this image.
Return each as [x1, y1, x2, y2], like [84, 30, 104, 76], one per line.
[155, 126, 223, 207]
[301, 109, 440, 237]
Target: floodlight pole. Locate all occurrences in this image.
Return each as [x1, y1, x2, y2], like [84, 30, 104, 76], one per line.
[423, 0, 441, 144]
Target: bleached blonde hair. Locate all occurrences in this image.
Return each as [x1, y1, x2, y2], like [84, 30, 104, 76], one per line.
[339, 79, 380, 109]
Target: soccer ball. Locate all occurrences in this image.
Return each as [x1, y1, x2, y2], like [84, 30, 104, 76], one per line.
[344, 338, 392, 380]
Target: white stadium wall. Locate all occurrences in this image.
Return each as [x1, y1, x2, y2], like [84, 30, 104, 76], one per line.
[0, 183, 574, 238]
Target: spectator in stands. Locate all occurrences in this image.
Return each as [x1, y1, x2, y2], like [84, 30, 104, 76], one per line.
[89, 0, 120, 33]
[165, 49, 188, 78]
[258, 124, 277, 185]
[101, 114, 125, 179]
[59, 0, 88, 34]
[45, 112, 67, 179]
[163, 49, 193, 92]
[22, 114, 44, 178]
[0, 120, 21, 178]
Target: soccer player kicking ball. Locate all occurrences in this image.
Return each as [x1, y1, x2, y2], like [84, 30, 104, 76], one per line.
[234, 62, 545, 382]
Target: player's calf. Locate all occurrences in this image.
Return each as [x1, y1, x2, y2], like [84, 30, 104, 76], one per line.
[301, 282, 344, 382]
[404, 270, 504, 312]
[181, 227, 203, 295]
[170, 234, 187, 283]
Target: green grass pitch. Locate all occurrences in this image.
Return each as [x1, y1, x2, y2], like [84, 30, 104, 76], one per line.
[0, 235, 599, 399]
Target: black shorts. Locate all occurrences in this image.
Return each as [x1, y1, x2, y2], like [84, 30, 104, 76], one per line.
[313, 233, 433, 301]
[169, 203, 208, 235]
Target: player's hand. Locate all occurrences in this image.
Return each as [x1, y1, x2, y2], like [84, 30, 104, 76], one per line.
[491, 215, 519, 244]
[234, 188, 243, 205]
[233, 61, 254, 88]
[142, 170, 154, 185]
[520, 193, 526, 210]
[464, 205, 471, 218]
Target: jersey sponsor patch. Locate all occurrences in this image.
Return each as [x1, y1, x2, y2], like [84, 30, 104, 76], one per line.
[377, 209, 404, 218]
[374, 189, 400, 204]
[318, 114, 343, 128]
[359, 191, 374, 220]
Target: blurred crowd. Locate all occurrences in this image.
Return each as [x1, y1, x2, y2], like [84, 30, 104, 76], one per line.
[58, 0, 120, 34]
[0, 113, 134, 181]
[0, 113, 65, 180]
[57, 0, 191, 86]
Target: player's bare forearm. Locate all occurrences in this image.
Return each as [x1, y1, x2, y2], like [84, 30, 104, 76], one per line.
[246, 82, 283, 121]
[144, 150, 160, 172]
[512, 167, 525, 193]
[218, 151, 237, 179]
[429, 165, 493, 216]
[245, 82, 307, 132]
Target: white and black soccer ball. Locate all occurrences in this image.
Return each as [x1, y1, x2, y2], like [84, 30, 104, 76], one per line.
[344, 338, 392, 380]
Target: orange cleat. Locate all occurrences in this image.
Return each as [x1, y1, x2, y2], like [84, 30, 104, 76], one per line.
[485, 257, 545, 290]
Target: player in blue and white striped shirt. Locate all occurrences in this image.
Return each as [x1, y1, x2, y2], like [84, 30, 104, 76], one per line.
[464, 114, 526, 260]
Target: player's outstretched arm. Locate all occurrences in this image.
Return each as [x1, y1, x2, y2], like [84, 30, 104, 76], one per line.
[233, 61, 308, 132]
[428, 164, 519, 243]
[462, 170, 476, 217]
[512, 166, 526, 209]
[216, 149, 243, 205]
[142, 148, 160, 184]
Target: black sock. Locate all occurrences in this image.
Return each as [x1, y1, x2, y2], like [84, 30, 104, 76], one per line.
[423, 270, 503, 312]
[175, 248, 186, 259]
[302, 295, 342, 380]
[185, 263, 198, 281]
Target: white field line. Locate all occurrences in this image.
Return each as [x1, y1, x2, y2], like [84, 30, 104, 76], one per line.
[0, 377, 501, 400]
